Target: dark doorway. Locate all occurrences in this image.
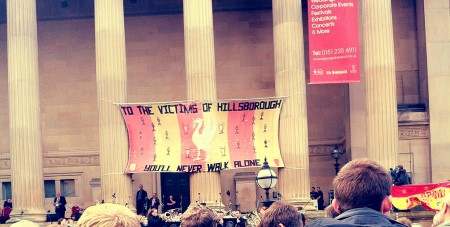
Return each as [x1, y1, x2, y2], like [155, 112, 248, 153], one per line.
[161, 172, 190, 213]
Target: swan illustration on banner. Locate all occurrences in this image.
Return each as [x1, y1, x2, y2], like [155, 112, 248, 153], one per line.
[192, 116, 217, 162]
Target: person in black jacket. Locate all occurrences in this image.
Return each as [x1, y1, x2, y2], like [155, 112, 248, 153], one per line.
[136, 184, 148, 215]
[394, 165, 410, 186]
[148, 193, 160, 211]
[316, 187, 325, 210]
[147, 208, 163, 227]
[234, 210, 246, 227]
[306, 159, 405, 227]
[3, 198, 12, 209]
[53, 192, 67, 219]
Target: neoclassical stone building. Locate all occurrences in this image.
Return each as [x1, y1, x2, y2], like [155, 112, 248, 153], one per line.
[0, 0, 448, 222]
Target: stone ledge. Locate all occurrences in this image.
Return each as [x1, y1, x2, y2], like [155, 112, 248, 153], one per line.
[0, 152, 99, 170]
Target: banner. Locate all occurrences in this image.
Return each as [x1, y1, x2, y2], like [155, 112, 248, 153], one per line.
[392, 182, 450, 211]
[308, 0, 360, 84]
[120, 98, 284, 173]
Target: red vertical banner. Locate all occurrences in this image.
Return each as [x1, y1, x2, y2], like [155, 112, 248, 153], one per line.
[122, 106, 155, 172]
[308, 0, 360, 84]
[227, 107, 257, 164]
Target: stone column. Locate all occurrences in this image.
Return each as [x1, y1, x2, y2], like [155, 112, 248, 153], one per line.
[421, 0, 450, 182]
[94, 0, 132, 205]
[7, 0, 46, 222]
[272, 0, 310, 205]
[183, 0, 222, 208]
[361, 0, 398, 168]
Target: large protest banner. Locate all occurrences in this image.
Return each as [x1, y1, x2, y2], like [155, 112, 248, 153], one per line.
[308, 0, 360, 84]
[392, 182, 450, 211]
[120, 98, 284, 173]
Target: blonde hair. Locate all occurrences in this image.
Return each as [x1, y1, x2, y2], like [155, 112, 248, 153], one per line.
[181, 204, 219, 227]
[77, 203, 140, 227]
[10, 220, 40, 227]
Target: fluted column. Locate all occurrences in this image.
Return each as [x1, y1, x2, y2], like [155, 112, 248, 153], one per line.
[273, 0, 310, 203]
[95, 0, 132, 205]
[361, 1, 398, 168]
[7, 0, 46, 222]
[183, 0, 221, 208]
[423, 0, 450, 183]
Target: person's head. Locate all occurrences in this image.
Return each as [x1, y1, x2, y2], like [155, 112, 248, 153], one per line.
[56, 192, 61, 197]
[139, 184, 143, 190]
[77, 203, 141, 227]
[396, 217, 412, 227]
[10, 220, 40, 227]
[233, 210, 241, 218]
[169, 195, 173, 199]
[311, 187, 316, 191]
[216, 210, 224, 219]
[259, 200, 302, 227]
[7, 198, 12, 203]
[397, 165, 404, 170]
[181, 205, 219, 227]
[151, 208, 158, 217]
[332, 159, 392, 214]
[317, 187, 321, 191]
[324, 205, 339, 218]
[152, 193, 157, 198]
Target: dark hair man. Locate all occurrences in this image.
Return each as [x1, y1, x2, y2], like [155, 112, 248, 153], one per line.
[149, 193, 160, 210]
[306, 159, 404, 226]
[233, 210, 246, 227]
[316, 187, 324, 210]
[3, 198, 12, 209]
[259, 200, 302, 227]
[310, 187, 317, 200]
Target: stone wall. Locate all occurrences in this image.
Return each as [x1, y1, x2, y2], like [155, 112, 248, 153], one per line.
[0, 1, 433, 209]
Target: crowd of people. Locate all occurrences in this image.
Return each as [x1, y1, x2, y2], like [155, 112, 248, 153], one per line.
[135, 184, 179, 217]
[2, 158, 448, 226]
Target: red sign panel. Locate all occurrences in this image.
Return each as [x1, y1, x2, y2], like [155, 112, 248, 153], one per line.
[308, 0, 360, 84]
